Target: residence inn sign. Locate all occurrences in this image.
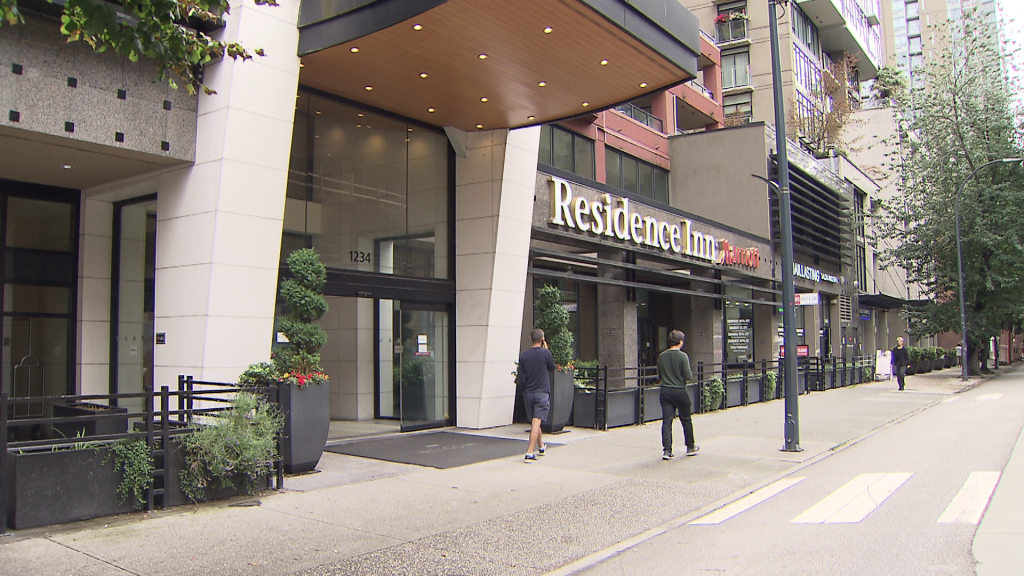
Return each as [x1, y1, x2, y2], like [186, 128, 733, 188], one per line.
[535, 175, 771, 277]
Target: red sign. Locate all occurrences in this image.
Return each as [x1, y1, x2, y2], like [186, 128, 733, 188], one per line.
[717, 239, 760, 269]
[780, 345, 809, 358]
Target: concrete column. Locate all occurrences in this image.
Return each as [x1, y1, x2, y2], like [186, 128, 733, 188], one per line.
[454, 126, 540, 429]
[152, 0, 300, 387]
[682, 295, 720, 373]
[597, 252, 637, 387]
[77, 198, 113, 395]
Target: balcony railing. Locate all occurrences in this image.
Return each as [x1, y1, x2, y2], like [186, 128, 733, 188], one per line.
[613, 103, 664, 132]
[716, 19, 748, 43]
[687, 79, 715, 101]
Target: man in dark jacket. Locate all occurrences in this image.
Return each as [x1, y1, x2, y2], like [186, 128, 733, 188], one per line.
[658, 330, 698, 460]
[518, 329, 557, 462]
[891, 337, 910, 391]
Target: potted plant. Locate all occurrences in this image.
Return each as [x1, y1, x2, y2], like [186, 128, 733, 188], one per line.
[6, 436, 151, 529]
[947, 348, 958, 368]
[702, 376, 725, 412]
[920, 346, 935, 373]
[176, 391, 283, 503]
[534, 285, 575, 433]
[571, 359, 600, 428]
[906, 346, 921, 375]
[240, 248, 330, 474]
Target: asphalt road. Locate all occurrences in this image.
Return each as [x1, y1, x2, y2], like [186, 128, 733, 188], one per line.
[579, 371, 1024, 576]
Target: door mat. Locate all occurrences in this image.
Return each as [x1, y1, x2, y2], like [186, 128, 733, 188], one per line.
[325, 431, 528, 469]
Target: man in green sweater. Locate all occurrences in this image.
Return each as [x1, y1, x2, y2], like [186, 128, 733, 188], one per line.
[657, 330, 698, 460]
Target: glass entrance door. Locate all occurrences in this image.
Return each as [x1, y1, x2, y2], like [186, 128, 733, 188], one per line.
[377, 300, 449, 431]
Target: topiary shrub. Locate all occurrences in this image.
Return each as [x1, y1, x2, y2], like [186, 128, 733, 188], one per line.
[534, 285, 574, 368]
[273, 248, 329, 384]
[763, 371, 778, 400]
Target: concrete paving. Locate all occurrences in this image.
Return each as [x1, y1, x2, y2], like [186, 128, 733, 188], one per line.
[1, 364, 1017, 576]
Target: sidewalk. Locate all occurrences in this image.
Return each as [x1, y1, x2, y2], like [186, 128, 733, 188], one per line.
[0, 366, 997, 576]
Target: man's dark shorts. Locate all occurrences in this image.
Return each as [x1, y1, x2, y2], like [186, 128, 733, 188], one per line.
[523, 392, 550, 422]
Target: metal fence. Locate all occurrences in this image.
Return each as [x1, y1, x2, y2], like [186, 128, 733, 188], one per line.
[1, 376, 283, 533]
[574, 356, 877, 430]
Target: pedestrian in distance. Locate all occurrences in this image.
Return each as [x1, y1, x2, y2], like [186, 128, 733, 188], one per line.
[955, 344, 962, 367]
[518, 328, 556, 462]
[891, 337, 909, 391]
[658, 330, 698, 460]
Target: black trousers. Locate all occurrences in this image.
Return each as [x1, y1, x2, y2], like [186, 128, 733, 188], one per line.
[660, 386, 695, 451]
[894, 365, 906, 390]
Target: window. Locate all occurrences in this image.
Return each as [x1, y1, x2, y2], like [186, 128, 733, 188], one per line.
[791, 5, 820, 55]
[716, 1, 748, 43]
[605, 148, 669, 203]
[794, 48, 822, 95]
[909, 36, 922, 53]
[538, 124, 595, 180]
[906, 1, 919, 18]
[908, 19, 921, 35]
[723, 92, 752, 121]
[722, 50, 750, 89]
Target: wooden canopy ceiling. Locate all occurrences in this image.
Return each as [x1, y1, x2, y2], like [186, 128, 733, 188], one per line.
[298, 0, 696, 131]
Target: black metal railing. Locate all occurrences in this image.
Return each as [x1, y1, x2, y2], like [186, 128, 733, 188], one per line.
[573, 355, 878, 430]
[613, 103, 664, 132]
[1, 376, 283, 533]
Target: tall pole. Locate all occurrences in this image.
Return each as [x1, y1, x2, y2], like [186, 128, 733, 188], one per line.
[768, 0, 800, 452]
[955, 157, 1022, 381]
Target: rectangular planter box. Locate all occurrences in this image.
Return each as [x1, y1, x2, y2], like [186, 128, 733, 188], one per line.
[53, 403, 128, 440]
[162, 441, 270, 508]
[572, 389, 597, 428]
[605, 389, 639, 428]
[7, 446, 134, 530]
[642, 387, 662, 422]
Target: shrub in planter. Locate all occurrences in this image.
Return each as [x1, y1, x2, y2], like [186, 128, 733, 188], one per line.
[104, 438, 155, 509]
[763, 371, 778, 400]
[533, 285, 575, 433]
[702, 377, 725, 412]
[179, 392, 283, 503]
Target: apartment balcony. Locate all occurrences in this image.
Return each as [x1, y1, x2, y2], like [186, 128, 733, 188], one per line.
[613, 103, 664, 132]
[671, 80, 721, 132]
[793, 0, 880, 79]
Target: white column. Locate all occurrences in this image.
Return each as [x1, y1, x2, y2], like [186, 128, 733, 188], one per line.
[77, 198, 114, 396]
[152, 0, 300, 387]
[454, 127, 540, 429]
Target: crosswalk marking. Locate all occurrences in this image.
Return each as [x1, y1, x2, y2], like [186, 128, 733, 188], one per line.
[792, 473, 913, 524]
[937, 472, 1001, 524]
[977, 393, 1004, 401]
[941, 397, 960, 403]
[689, 477, 806, 525]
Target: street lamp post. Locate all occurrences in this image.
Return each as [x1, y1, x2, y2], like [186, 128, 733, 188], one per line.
[955, 157, 1023, 381]
[767, 0, 801, 452]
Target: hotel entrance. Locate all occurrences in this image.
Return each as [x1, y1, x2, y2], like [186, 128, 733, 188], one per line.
[377, 300, 450, 431]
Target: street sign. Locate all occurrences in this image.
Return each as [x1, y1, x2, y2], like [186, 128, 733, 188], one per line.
[795, 293, 819, 306]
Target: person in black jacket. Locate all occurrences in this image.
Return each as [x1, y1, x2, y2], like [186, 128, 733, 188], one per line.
[891, 337, 910, 391]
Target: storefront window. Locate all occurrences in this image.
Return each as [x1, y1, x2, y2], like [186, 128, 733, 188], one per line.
[284, 91, 451, 279]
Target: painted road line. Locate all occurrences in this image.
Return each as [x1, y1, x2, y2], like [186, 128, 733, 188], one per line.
[938, 471, 1001, 524]
[977, 393, 1004, 401]
[792, 473, 913, 524]
[689, 477, 806, 525]
[941, 397, 961, 403]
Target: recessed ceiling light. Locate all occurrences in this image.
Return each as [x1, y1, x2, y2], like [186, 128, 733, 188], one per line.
[640, 82, 648, 88]
[527, 115, 536, 120]
[476, 124, 484, 129]
[600, 59, 609, 66]
[582, 102, 590, 107]
[62, 164, 73, 169]
[357, 113, 364, 117]
[480, 97, 489, 102]
[315, 110, 322, 114]
[538, 81, 547, 87]
[364, 86, 373, 91]
[544, 27, 553, 33]
[357, 124, 362, 128]
[413, 24, 423, 30]
[350, 47, 360, 53]
[299, 63, 305, 68]
[478, 54, 488, 60]
[408, 128, 413, 132]
[420, 73, 428, 78]
[366, 125, 371, 128]
[428, 107, 436, 113]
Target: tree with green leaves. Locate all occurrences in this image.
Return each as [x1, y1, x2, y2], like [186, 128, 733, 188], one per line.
[876, 8, 1024, 376]
[534, 285, 574, 369]
[0, 0, 273, 94]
